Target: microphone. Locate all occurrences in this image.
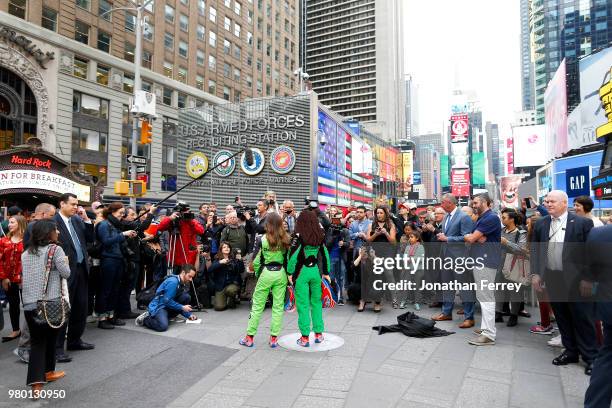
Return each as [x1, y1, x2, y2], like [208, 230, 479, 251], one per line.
[244, 148, 254, 166]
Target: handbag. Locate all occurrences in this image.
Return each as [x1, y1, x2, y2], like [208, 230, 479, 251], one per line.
[501, 231, 530, 286]
[32, 245, 71, 329]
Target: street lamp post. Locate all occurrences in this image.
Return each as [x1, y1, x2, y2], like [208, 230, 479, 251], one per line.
[101, 0, 153, 209]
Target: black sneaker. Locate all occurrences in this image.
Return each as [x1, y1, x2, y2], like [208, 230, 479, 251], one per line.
[110, 318, 126, 326]
[338, 299, 345, 306]
[98, 320, 115, 330]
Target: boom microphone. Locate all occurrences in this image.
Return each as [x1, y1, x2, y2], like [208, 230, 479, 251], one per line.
[244, 148, 254, 166]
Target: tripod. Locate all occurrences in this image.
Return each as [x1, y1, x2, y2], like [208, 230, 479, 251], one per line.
[166, 221, 204, 311]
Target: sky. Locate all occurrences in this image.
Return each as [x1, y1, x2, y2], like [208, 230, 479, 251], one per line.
[403, 0, 522, 137]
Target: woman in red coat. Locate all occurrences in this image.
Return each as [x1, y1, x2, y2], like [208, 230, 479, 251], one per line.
[1, 214, 27, 342]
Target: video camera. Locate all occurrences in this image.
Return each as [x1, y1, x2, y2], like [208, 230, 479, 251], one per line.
[304, 196, 319, 210]
[236, 205, 256, 221]
[329, 215, 344, 234]
[172, 201, 195, 221]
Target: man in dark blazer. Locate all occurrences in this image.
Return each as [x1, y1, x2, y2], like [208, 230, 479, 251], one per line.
[584, 224, 612, 408]
[54, 193, 95, 362]
[432, 194, 475, 328]
[530, 190, 596, 375]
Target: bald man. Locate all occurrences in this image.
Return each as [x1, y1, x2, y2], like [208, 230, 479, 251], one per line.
[530, 190, 596, 375]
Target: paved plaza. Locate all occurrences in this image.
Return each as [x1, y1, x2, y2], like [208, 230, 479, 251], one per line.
[0, 304, 591, 408]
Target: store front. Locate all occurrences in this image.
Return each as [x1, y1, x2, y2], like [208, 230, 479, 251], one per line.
[0, 138, 93, 210]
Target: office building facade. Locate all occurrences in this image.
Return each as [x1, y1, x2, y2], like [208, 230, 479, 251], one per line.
[520, 0, 535, 110]
[405, 74, 419, 139]
[302, 0, 405, 142]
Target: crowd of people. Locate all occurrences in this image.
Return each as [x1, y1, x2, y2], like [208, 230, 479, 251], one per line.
[0, 189, 611, 406]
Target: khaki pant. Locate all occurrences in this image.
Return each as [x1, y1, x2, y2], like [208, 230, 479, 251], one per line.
[214, 284, 240, 311]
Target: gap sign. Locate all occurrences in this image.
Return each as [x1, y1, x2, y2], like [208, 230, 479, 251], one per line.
[566, 166, 590, 198]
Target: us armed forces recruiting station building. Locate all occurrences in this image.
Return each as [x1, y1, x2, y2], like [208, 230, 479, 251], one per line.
[177, 93, 384, 208]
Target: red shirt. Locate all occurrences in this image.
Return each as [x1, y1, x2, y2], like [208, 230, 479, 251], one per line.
[157, 217, 205, 266]
[0, 237, 25, 284]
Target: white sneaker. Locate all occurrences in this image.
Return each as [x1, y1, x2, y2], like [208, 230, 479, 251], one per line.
[135, 311, 149, 326]
[547, 335, 563, 348]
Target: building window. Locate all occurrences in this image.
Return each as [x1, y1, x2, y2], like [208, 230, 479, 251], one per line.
[224, 17, 232, 31]
[165, 5, 175, 22]
[246, 75, 252, 88]
[196, 74, 204, 90]
[72, 127, 107, 153]
[73, 56, 88, 79]
[234, 23, 241, 38]
[256, 80, 262, 93]
[247, 31, 253, 45]
[179, 41, 188, 58]
[98, 31, 111, 53]
[124, 42, 135, 62]
[164, 32, 174, 49]
[177, 67, 187, 83]
[223, 39, 231, 54]
[141, 81, 152, 92]
[180, 14, 189, 31]
[143, 22, 154, 40]
[210, 7, 217, 22]
[73, 92, 109, 119]
[197, 50, 205, 65]
[125, 12, 136, 31]
[223, 86, 231, 100]
[224, 0, 231, 7]
[208, 80, 216, 95]
[123, 74, 134, 93]
[162, 144, 176, 164]
[8, 0, 26, 19]
[234, 45, 241, 59]
[178, 93, 187, 109]
[144, 0, 154, 12]
[142, 50, 152, 69]
[197, 24, 205, 40]
[234, 91, 241, 102]
[161, 174, 177, 191]
[96, 65, 110, 86]
[198, 0, 206, 15]
[233, 68, 240, 82]
[223, 63, 231, 78]
[75, 21, 90, 45]
[208, 55, 216, 70]
[163, 61, 173, 78]
[256, 59, 262, 72]
[209, 31, 217, 47]
[247, 53, 252, 66]
[163, 87, 173, 105]
[41, 7, 58, 31]
[76, 0, 91, 11]
[99, 0, 112, 20]
[234, 1, 241, 15]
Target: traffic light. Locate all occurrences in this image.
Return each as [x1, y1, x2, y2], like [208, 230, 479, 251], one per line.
[114, 180, 147, 197]
[140, 120, 152, 144]
[114, 180, 130, 195]
[131, 180, 147, 197]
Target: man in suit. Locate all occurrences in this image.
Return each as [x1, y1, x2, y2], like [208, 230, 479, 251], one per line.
[531, 190, 596, 375]
[584, 224, 612, 407]
[432, 194, 476, 328]
[54, 193, 95, 363]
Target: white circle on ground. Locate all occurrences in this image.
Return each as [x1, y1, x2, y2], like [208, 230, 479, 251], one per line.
[278, 332, 344, 353]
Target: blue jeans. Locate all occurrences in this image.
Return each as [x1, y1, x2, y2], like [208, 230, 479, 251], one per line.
[585, 302, 612, 408]
[440, 266, 475, 320]
[330, 258, 346, 301]
[143, 292, 190, 332]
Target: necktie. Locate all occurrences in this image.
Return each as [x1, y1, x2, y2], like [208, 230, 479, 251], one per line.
[68, 218, 84, 264]
[444, 214, 451, 233]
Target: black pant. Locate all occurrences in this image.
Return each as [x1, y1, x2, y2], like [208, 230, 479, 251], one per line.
[56, 262, 88, 351]
[6, 282, 21, 332]
[25, 310, 59, 385]
[117, 261, 139, 316]
[88, 264, 100, 316]
[585, 302, 612, 408]
[95, 257, 123, 316]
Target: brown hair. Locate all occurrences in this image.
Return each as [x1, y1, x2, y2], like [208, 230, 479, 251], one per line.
[265, 213, 291, 250]
[7, 215, 27, 239]
[215, 241, 234, 261]
[408, 230, 422, 243]
[102, 202, 124, 219]
[295, 210, 325, 246]
[374, 206, 393, 231]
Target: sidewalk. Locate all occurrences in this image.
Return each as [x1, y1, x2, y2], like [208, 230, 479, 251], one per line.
[0, 304, 590, 408]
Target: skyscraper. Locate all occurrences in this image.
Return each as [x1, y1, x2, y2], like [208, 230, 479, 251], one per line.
[486, 122, 501, 178]
[302, 0, 405, 142]
[530, 0, 612, 123]
[405, 75, 419, 139]
[520, 0, 535, 110]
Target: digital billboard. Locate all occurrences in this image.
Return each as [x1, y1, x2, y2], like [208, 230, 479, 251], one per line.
[544, 59, 568, 158]
[512, 125, 547, 167]
[579, 47, 612, 145]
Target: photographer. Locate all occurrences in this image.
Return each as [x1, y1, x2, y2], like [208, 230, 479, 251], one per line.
[116, 206, 156, 319]
[326, 215, 350, 305]
[304, 198, 331, 231]
[219, 212, 248, 255]
[204, 210, 225, 258]
[157, 202, 205, 273]
[209, 242, 244, 311]
[264, 191, 281, 214]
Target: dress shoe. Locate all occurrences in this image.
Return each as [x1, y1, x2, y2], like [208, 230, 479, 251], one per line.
[506, 315, 518, 327]
[585, 362, 593, 376]
[118, 311, 140, 319]
[495, 312, 504, 323]
[518, 310, 531, 318]
[458, 319, 475, 329]
[55, 352, 72, 363]
[67, 341, 95, 351]
[45, 371, 65, 382]
[110, 318, 126, 326]
[98, 320, 115, 330]
[431, 313, 452, 321]
[552, 352, 579, 366]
